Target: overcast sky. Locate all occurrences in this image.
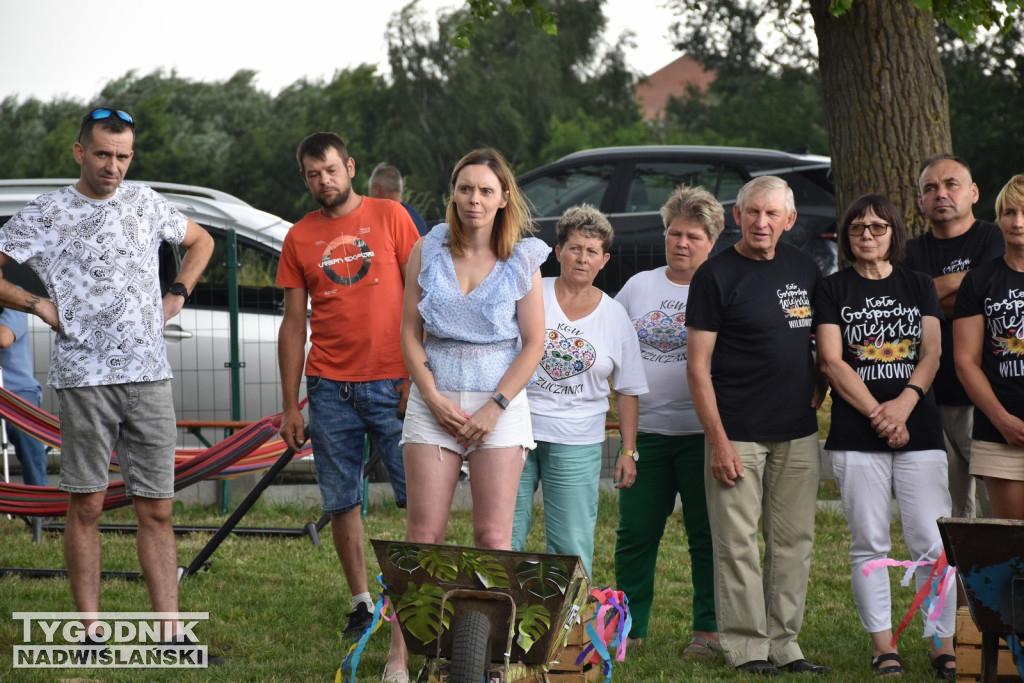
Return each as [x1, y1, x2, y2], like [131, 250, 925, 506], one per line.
[1, 0, 682, 103]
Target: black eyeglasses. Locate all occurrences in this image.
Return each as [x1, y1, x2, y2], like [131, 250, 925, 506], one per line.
[848, 222, 890, 236]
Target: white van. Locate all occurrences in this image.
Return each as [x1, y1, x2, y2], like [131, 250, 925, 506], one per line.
[0, 179, 294, 436]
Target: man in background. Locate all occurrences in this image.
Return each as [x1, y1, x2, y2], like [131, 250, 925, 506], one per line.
[369, 162, 429, 235]
[0, 307, 47, 487]
[905, 154, 1004, 517]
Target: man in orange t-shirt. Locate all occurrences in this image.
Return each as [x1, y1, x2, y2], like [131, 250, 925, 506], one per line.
[277, 132, 419, 642]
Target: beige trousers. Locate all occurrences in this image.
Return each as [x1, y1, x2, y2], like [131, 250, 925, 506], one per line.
[939, 404, 991, 517]
[704, 433, 820, 667]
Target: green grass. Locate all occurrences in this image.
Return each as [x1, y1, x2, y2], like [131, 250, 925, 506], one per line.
[0, 495, 951, 681]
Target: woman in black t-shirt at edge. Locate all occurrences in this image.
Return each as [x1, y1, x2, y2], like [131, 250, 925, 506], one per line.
[953, 174, 1024, 521]
[815, 194, 955, 679]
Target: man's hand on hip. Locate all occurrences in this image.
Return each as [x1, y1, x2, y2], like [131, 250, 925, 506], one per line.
[32, 298, 60, 332]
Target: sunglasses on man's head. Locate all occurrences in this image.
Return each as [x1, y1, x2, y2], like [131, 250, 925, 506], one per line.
[79, 108, 135, 141]
[87, 108, 134, 125]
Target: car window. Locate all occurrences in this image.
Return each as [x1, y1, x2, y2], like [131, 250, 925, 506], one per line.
[624, 162, 746, 212]
[778, 168, 835, 207]
[716, 168, 747, 203]
[188, 227, 283, 314]
[521, 163, 616, 217]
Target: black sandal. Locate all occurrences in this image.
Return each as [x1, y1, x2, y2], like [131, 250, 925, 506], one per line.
[871, 652, 904, 676]
[930, 653, 956, 680]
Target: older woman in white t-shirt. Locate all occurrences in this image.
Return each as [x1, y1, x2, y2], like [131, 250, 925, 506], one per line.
[613, 185, 723, 658]
[511, 204, 647, 576]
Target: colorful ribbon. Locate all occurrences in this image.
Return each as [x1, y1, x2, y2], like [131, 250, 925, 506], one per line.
[862, 547, 956, 648]
[574, 588, 632, 682]
[336, 575, 391, 683]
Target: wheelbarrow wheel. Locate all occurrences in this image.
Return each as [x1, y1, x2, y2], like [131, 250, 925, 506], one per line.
[450, 609, 491, 683]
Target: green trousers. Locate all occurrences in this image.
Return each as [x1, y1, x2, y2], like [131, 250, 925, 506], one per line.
[614, 432, 716, 638]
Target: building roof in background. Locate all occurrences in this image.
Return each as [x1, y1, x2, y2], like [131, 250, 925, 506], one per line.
[634, 55, 717, 121]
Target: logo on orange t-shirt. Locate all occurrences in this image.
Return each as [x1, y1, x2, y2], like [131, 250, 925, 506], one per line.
[320, 235, 375, 286]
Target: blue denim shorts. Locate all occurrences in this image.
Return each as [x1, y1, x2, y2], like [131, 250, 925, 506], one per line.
[306, 377, 408, 513]
[56, 380, 177, 498]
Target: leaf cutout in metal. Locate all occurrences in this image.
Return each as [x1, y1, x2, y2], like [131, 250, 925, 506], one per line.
[458, 551, 510, 589]
[386, 542, 422, 573]
[515, 603, 551, 653]
[394, 582, 451, 646]
[417, 547, 460, 582]
[515, 558, 570, 600]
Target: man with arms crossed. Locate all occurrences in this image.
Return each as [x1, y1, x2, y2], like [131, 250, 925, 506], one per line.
[905, 154, 1003, 517]
[277, 132, 419, 641]
[0, 108, 214, 652]
[687, 176, 828, 676]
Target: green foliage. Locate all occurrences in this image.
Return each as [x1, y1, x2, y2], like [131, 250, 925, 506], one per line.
[417, 546, 460, 582]
[381, 0, 641, 218]
[0, 2, 640, 223]
[0, 97, 81, 178]
[458, 551, 510, 588]
[940, 22, 1024, 221]
[394, 581, 452, 645]
[660, 2, 829, 153]
[660, 66, 830, 154]
[924, 0, 1024, 40]
[515, 558, 571, 599]
[456, 0, 558, 48]
[539, 110, 649, 164]
[386, 541, 422, 573]
[514, 602, 551, 653]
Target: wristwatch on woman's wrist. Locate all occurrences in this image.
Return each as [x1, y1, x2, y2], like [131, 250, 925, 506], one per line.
[491, 393, 510, 410]
[620, 449, 639, 462]
[905, 384, 926, 401]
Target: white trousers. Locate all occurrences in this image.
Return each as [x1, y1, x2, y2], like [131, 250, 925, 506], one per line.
[830, 449, 956, 637]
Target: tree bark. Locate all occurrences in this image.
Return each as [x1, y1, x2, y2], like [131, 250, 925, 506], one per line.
[809, 0, 950, 237]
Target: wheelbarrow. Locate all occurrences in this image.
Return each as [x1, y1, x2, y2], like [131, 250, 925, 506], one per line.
[937, 517, 1024, 682]
[371, 539, 598, 683]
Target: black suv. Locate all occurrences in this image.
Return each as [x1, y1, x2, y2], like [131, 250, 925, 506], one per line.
[517, 145, 837, 293]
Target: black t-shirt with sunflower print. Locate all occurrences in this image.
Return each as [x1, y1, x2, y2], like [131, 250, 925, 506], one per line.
[955, 258, 1024, 444]
[815, 265, 944, 452]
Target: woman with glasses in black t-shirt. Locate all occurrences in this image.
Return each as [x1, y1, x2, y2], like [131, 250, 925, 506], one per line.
[815, 194, 954, 679]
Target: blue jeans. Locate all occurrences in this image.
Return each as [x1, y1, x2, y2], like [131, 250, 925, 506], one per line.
[511, 441, 603, 576]
[8, 389, 47, 486]
[306, 377, 407, 513]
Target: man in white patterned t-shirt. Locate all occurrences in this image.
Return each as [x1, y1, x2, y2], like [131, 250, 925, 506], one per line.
[0, 108, 214, 652]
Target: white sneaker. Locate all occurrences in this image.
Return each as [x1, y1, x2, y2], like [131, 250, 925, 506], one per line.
[382, 667, 410, 683]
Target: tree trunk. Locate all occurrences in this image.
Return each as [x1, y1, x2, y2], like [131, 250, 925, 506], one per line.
[809, 0, 950, 237]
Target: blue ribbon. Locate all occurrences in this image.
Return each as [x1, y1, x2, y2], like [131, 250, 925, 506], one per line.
[340, 575, 390, 683]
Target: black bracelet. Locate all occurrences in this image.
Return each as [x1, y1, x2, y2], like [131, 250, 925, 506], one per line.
[905, 384, 926, 401]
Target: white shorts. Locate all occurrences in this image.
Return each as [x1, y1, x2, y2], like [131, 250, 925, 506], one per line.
[401, 384, 536, 457]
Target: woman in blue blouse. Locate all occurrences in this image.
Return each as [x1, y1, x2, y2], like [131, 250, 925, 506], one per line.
[385, 148, 549, 683]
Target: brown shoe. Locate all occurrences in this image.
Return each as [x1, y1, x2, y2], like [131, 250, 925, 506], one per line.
[682, 634, 722, 660]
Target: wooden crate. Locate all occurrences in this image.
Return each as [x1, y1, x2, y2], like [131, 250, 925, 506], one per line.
[543, 602, 598, 673]
[510, 600, 617, 683]
[955, 607, 1021, 682]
